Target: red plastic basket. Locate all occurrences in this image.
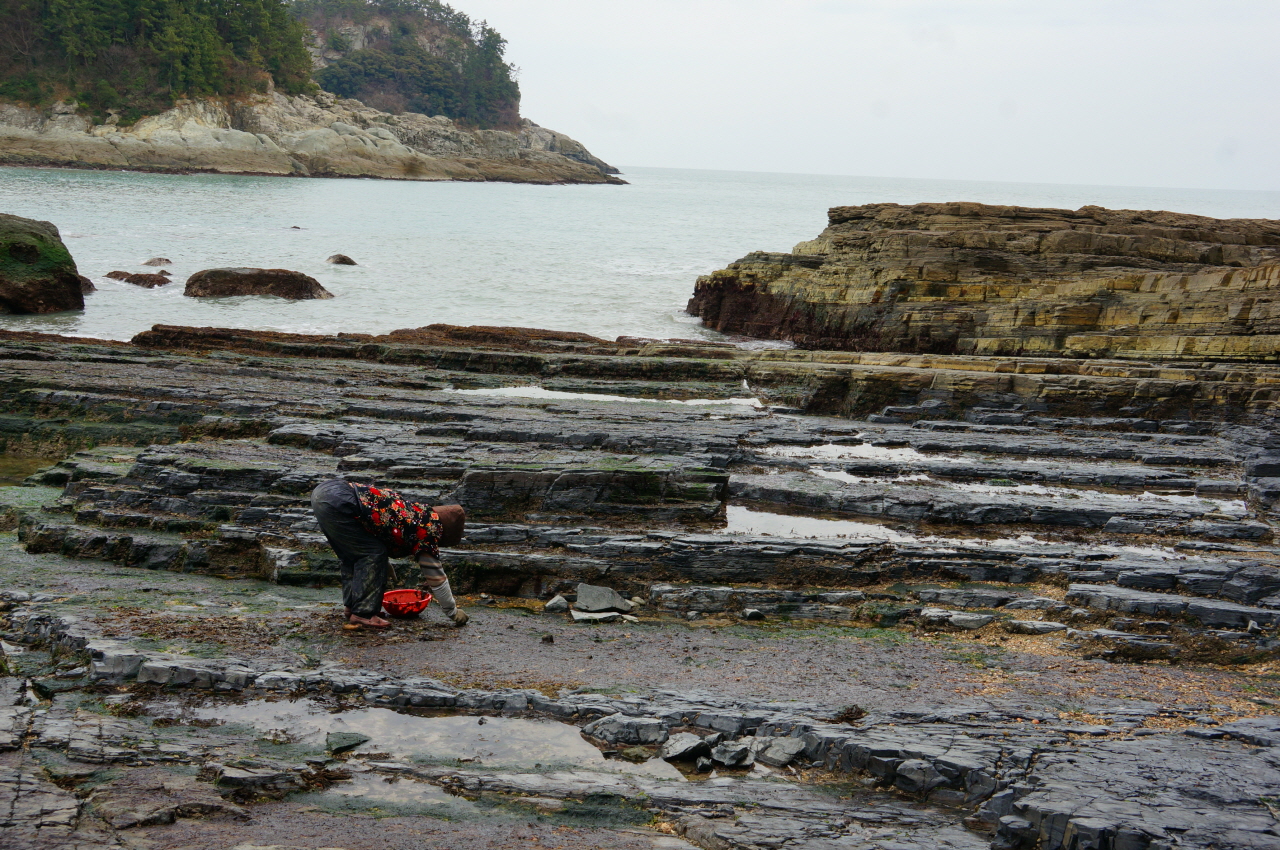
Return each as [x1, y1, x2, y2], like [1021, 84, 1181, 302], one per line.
[382, 589, 433, 618]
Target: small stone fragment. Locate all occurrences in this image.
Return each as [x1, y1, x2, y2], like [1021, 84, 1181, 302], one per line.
[520, 797, 565, 812]
[573, 583, 630, 613]
[1003, 620, 1069, 635]
[570, 610, 621, 623]
[661, 732, 711, 761]
[741, 608, 765, 621]
[710, 740, 754, 768]
[543, 595, 568, 613]
[326, 731, 371, 754]
[756, 737, 806, 768]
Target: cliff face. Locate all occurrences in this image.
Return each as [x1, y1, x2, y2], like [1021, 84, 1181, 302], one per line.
[0, 92, 620, 184]
[688, 202, 1280, 361]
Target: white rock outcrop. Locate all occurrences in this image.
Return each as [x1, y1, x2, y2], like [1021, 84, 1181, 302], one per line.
[0, 92, 620, 184]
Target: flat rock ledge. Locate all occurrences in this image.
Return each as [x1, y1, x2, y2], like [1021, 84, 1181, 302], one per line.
[3, 596, 1279, 850]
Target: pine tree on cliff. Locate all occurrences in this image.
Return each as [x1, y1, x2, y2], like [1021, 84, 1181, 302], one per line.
[0, 0, 314, 120]
[298, 0, 521, 128]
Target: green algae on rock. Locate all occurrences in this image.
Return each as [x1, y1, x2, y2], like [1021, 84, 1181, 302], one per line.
[0, 213, 84, 314]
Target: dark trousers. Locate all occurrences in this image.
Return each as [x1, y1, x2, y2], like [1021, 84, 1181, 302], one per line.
[311, 479, 388, 618]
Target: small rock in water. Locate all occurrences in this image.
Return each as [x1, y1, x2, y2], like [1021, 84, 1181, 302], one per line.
[106, 270, 170, 288]
[327, 253, 358, 265]
[141, 257, 171, 266]
[544, 594, 568, 613]
[326, 731, 371, 754]
[184, 267, 333, 300]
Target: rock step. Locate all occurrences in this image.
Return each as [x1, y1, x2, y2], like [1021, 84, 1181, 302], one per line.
[729, 472, 1256, 534]
[1065, 583, 1280, 628]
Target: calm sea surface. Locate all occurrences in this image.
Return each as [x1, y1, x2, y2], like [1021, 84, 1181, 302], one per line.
[3, 165, 1280, 342]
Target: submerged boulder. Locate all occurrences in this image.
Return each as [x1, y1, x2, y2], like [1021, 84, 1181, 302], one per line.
[326, 254, 357, 265]
[0, 213, 85, 314]
[184, 268, 334, 300]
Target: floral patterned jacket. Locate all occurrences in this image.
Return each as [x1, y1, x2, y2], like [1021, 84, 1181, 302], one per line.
[349, 483, 442, 560]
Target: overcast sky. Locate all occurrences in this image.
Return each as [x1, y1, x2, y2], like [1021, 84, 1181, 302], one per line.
[459, 0, 1279, 191]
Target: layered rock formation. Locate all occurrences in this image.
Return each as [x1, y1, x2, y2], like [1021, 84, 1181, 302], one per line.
[0, 93, 621, 184]
[1, 324, 1280, 850]
[688, 202, 1280, 361]
[0, 213, 85, 314]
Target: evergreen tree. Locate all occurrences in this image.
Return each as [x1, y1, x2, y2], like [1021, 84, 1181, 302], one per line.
[0, 0, 316, 119]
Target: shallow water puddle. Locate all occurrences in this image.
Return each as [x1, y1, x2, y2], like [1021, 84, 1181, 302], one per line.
[446, 385, 763, 408]
[807, 469, 1246, 516]
[177, 698, 684, 780]
[763, 443, 930, 462]
[306, 770, 478, 814]
[723, 505, 1188, 558]
[724, 505, 915, 542]
[0, 457, 53, 486]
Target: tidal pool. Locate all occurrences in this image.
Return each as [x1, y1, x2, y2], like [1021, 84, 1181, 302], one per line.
[173, 698, 685, 780]
[447, 385, 763, 407]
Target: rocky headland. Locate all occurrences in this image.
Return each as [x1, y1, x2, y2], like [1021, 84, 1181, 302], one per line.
[0, 92, 621, 184]
[1, 320, 1279, 850]
[688, 202, 1280, 360]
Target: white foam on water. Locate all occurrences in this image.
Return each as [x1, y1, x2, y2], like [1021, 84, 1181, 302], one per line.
[447, 385, 763, 407]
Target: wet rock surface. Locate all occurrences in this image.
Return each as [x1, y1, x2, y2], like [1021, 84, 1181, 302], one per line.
[0, 325, 1278, 849]
[183, 268, 335, 300]
[0, 213, 85, 315]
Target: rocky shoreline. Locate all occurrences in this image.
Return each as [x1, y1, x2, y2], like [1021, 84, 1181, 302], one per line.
[688, 202, 1280, 359]
[1, 323, 1279, 849]
[0, 92, 622, 185]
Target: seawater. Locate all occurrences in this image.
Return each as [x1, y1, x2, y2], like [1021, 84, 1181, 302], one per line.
[3, 165, 1280, 342]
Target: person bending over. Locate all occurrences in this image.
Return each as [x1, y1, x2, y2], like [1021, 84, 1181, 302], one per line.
[311, 478, 469, 629]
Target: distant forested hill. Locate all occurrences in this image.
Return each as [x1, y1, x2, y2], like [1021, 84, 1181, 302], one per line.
[0, 0, 521, 128]
[295, 0, 520, 128]
[0, 0, 315, 122]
